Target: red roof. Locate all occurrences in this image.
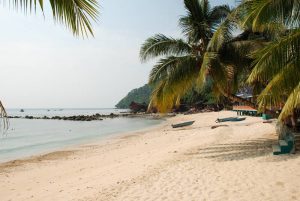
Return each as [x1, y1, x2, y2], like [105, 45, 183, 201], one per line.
[233, 105, 257, 111]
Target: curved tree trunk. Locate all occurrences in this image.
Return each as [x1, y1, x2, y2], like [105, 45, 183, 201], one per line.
[218, 88, 256, 108]
[0, 101, 9, 131]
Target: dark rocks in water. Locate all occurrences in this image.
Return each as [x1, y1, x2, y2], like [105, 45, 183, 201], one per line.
[20, 109, 24, 112]
[48, 114, 105, 121]
[8, 112, 149, 122]
[8, 116, 21, 119]
[52, 116, 62, 120]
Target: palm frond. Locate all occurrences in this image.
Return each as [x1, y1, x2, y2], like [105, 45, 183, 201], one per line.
[220, 40, 266, 68]
[207, 18, 236, 52]
[279, 83, 300, 121]
[247, 29, 300, 83]
[180, 0, 211, 43]
[149, 56, 198, 112]
[241, 0, 300, 32]
[208, 4, 231, 31]
[149, 56, 190, 84]
[5, 0, 99, 37]
[257, 62, 300, 111]
[197, 51, 228, 89]
[140, 34, 191, 62]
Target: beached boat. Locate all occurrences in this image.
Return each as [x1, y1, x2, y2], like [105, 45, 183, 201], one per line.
[215, 117, 246, 123]
[172, 121, 195, 128]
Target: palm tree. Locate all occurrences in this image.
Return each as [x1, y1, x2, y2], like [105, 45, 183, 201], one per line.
[0, 0, 99, 130]
[199, 0, 300, 126]
[140, 0, 230, 112]
[242, 0, 300, 123]
[198, 3, 269, 108]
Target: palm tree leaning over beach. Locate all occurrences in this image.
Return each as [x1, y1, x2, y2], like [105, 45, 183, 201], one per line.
[0, 0, 99, 129]
[202, 0, 300, 123]
[244, 0, 300, 122]
[140, 0, 230, 112]
[197, 1, 270, 108]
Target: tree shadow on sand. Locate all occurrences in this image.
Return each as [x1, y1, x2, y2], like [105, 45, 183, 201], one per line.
[185, 138, 280, 162]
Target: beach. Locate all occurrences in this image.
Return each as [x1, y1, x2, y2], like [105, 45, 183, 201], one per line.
[0, 111, 299, 201]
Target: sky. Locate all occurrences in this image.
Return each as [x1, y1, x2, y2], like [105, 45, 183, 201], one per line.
[0, 0, 236, 108]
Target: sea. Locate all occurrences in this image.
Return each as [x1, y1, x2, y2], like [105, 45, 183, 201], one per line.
[0, 108, 163, 162]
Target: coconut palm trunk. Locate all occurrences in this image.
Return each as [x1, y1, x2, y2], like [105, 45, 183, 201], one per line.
[218, 87, 256, 108]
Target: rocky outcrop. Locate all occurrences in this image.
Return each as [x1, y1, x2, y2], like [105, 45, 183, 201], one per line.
[129, 102, 148, 113]
[7, 112, 158, 122]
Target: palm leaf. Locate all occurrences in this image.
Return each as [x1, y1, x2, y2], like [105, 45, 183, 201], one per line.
[279, 83, 300, 121]
[150, 56, 198, 112]
[241, 0, 300, 32]
[257, 62, 300, 111]
[6, 0, 99, 37]
[140, 34, 191, 62]
[149, 56, 190, 84]
[248, 29, 300, 83]
[207, 4, 231, 31]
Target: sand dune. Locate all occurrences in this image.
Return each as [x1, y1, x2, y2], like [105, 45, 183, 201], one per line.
[1, 111, 299, 201]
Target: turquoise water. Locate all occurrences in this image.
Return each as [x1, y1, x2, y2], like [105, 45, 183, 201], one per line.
[0, 109, 163, 162]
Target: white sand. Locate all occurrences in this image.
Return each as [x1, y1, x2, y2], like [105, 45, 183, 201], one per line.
[0, 111, 299, 201]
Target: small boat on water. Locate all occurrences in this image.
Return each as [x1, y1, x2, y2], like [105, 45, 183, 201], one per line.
[215, 117, 246, 123]
[172, 121, 195, 128]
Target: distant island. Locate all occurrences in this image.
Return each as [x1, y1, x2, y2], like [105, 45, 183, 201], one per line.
[115, 82, 218, 112]
[115, 84, 152, 109]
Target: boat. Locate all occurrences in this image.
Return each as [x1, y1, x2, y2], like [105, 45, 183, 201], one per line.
[172, 121, 195, 128]
[215, 117, 246, 123]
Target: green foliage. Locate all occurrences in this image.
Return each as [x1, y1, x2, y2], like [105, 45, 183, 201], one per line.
[140, 0, 230, 112]
[239, 0, 300, 120]
[116, 82, 215, 109]
[115, 85, 152, 109]
[4, 0, 99, 37]
[181, 79, 218, 105]
[0, 0, 99, 130]
[202, 0, 300, 120]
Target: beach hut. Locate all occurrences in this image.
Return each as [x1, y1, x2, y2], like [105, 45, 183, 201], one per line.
[233, 90, 258, 116]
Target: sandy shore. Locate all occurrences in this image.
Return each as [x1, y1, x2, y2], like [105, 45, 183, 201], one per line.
[0, 111, 299, 201]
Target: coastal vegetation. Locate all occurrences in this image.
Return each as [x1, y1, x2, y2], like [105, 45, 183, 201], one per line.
[116, 82, 217, 111]
[116, 85, 152, 109]
[0, 0, 99, 129]
[203, 0, 300, 125]
[140, 0, 230, 112]
[141, 0, 300, 126]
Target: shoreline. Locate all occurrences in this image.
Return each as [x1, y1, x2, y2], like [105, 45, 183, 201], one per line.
[1, 111, 300, 201]
[7, 112, 169, 121]
[0, 116, 167, 164]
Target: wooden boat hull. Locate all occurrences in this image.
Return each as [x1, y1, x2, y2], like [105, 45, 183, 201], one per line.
[216, 117, 246, 123]
[172, 121, 195, 128]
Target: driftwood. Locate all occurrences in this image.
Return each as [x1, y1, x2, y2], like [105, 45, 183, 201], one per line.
[211, 125, 229, 129]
